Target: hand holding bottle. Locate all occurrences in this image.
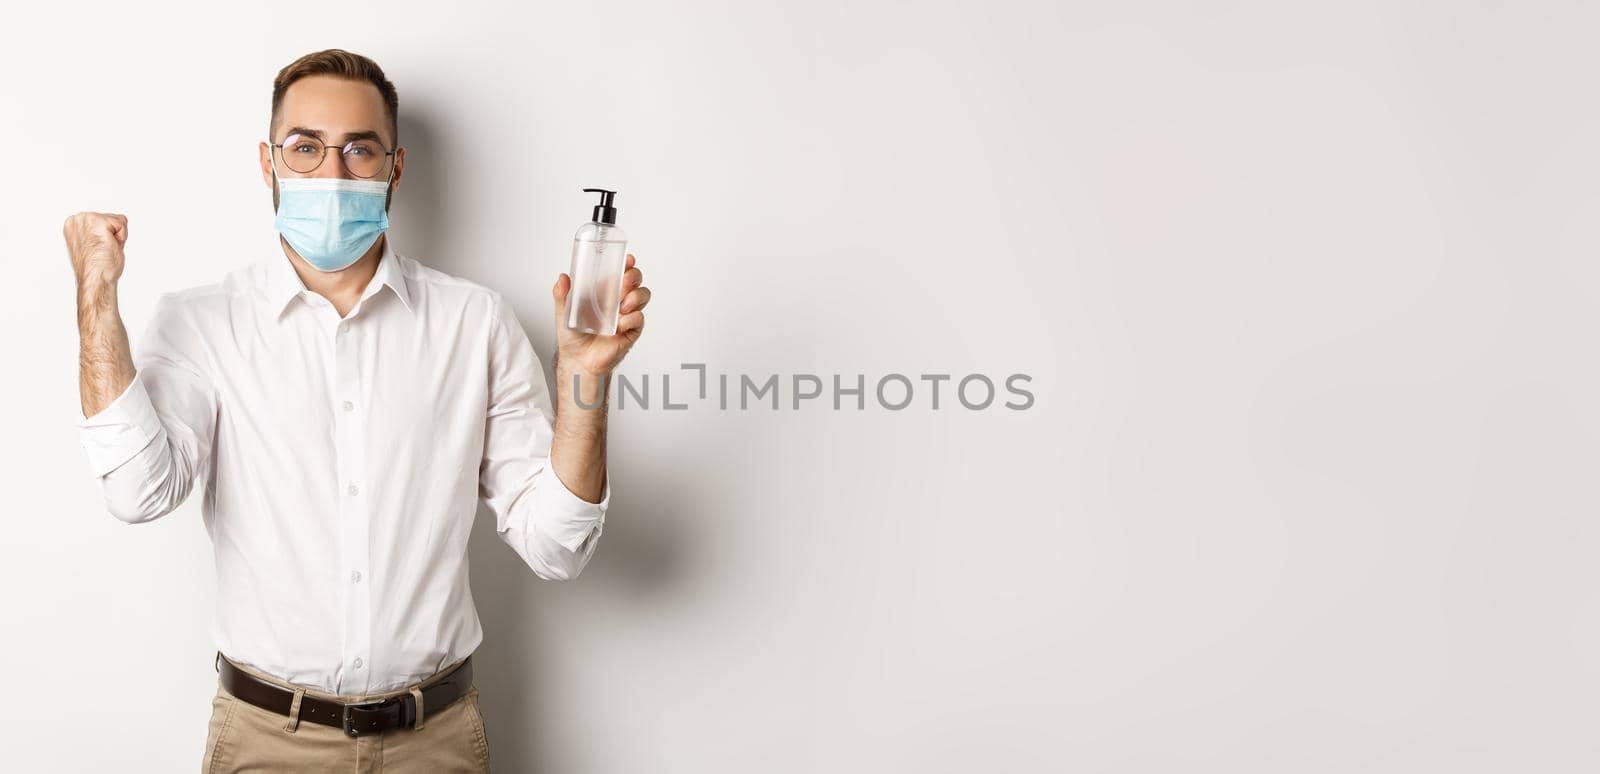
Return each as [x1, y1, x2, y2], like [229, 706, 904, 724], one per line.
[552, 252, 650, 378]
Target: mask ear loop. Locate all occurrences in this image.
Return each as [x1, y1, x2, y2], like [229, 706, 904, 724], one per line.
[268, 142, 281, 212]
[382, 148, 398, 211]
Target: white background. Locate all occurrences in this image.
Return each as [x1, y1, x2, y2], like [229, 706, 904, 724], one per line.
[3, 0, 1597, 771]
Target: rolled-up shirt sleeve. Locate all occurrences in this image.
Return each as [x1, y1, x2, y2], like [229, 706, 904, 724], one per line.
[77, 292, 220, 524]
[478, 291, 609, 581]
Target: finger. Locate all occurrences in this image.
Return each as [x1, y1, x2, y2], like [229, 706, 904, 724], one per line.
[552, 273, 570, 312]
[625, 253, 635, 269]
[96, 218, 126, 246]
[616, 309, 644, 337]
[622, 266, 643, 292]
[620, 286, 652, 314]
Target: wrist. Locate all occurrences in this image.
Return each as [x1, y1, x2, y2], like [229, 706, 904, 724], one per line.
[555, 348, 611, 380]
[555, 361, 610, 411]
[76, 278, 118, 309]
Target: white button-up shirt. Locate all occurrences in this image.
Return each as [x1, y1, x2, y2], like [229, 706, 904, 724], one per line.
[76, 240, 610, 695]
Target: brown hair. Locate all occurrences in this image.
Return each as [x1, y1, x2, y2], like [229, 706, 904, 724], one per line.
[270, 49, 399, 145]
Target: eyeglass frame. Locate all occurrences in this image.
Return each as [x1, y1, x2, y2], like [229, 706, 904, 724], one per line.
[267, 133, 401, 182]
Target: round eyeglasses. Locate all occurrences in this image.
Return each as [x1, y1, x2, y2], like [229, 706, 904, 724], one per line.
[270, 132, 396, 178]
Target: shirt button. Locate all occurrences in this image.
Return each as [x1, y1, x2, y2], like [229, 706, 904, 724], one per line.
[351, 570, 362, 583]
[342, 400, 354, 412]
[353, 657, 364, 669]
[347, 484, 360, 497]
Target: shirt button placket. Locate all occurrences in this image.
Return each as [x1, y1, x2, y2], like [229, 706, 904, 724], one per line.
[334, 318, 371, 692]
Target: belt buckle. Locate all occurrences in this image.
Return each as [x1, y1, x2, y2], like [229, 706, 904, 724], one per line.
[342, 695, 408, 737]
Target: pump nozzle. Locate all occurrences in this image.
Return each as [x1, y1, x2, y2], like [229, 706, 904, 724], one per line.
[583, 188, 619, 225]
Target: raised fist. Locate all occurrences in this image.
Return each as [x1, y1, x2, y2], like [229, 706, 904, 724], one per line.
[64, 211, 129, 288]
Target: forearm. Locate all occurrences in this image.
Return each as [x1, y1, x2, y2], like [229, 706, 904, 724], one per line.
[549, 360, 609, 504]
[78, 281, 136, 418]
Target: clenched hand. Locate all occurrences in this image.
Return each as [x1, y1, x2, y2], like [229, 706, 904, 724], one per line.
[64, 212, 130, 289]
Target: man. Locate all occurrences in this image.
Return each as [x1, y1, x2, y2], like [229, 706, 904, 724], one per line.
[66, 49, 651, 772]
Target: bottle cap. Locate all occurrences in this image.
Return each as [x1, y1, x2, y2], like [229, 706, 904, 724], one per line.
[583, 188, 619, 225]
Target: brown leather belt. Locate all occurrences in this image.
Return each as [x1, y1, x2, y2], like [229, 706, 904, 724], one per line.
[215, 651, 474, 737]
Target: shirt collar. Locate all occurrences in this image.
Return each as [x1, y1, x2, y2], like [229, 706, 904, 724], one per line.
[266, 238, 414, 320]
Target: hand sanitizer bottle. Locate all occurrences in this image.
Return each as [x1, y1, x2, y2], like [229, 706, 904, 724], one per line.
[565, 188, 629, 336]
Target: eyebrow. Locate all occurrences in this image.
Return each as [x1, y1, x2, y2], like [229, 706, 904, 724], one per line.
[281, 126, 388, 146]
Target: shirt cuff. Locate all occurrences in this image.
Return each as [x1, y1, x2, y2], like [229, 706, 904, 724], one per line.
[77, 373, 163, 478]
[535, 465, 610, 553]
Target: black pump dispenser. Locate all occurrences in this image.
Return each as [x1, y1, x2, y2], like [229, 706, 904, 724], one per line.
[584, 188, 619, 225]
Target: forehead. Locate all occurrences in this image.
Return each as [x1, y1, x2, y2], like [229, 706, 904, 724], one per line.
[275, 74, 390, 141]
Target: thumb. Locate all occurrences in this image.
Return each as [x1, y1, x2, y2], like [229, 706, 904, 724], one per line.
[106, 215, 129, 247]
[552, 273, 571, 321]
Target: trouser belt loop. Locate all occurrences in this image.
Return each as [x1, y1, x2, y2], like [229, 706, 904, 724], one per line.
[284, 688, 306, 733]
[409, 686, 426, 730]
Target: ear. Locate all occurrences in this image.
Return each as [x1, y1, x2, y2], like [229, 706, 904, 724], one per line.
[258, 142, 275, 189]
[390, 146, 406, 193]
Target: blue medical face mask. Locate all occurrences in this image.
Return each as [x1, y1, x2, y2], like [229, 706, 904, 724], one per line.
[273, 177, 392, 272]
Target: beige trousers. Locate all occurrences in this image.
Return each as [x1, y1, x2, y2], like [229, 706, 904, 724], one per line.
[201, 654, 491, 773]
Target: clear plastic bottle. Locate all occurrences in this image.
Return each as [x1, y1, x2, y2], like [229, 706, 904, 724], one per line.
[565, 188, 630, 336]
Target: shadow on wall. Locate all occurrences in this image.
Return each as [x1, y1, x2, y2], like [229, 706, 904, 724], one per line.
[389, 111, 455, 269]
[387, 106, 698, 767]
